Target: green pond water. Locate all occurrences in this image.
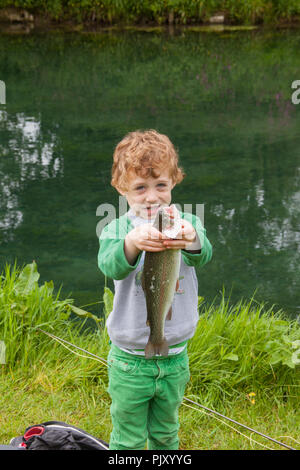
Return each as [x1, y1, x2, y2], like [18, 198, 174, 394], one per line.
[0, 26, 299, 318]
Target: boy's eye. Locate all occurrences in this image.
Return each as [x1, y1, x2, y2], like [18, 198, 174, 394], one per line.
[134, 183, 166, 191]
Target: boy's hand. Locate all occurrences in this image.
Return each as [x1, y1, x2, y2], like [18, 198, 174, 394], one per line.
[124, 220, 197, 265]
[162, 219, 196, 250]
[125, 224, 167, 264]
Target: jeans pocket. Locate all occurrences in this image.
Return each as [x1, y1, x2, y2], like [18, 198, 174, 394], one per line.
[108, 356, 138, 375]
[174, 356, 190, 383]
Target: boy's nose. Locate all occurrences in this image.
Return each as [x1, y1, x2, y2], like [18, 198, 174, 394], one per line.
[145, 189, 158, 203]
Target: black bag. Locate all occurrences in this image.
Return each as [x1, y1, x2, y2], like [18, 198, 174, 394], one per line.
[9, 421, 109, 450]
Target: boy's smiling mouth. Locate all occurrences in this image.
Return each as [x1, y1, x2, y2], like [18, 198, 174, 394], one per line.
[138, 204, 162, 219]
[146, 206, 159, 217]
[145, 204, 162, 214]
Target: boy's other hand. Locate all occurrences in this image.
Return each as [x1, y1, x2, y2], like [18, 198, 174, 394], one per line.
[162, 219, 196, 250]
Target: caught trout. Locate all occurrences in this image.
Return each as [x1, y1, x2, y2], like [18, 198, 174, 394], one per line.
[141, 205, 181, 359]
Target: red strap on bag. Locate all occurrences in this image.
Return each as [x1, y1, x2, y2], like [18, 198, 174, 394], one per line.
[24, 426, 45, 440]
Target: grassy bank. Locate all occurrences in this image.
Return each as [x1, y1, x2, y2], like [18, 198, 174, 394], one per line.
[1, 0, 300, 26]
[0, 262, 299, 449]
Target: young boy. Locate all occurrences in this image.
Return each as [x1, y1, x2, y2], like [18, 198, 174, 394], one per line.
[98, 130, 212, 450]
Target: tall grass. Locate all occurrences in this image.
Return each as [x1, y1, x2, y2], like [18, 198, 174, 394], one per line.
[188, 296, 300, 406]
[0, 262, 299, 409]
[0, 261, 68, 368]
[0, 261, 105, 371]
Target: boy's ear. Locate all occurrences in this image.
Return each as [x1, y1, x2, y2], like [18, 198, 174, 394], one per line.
[116, 186, 127, 196]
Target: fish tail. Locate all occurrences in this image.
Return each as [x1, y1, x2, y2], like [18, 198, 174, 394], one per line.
[145, 338, 169, 359]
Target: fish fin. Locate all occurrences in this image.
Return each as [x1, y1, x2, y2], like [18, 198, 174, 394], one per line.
[158, 339, 169, 357]
[145, 338, 169, 359]
[166, 306, 172, 321]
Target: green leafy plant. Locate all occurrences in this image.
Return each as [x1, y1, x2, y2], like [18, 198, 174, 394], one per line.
[0, 262, 72, 368]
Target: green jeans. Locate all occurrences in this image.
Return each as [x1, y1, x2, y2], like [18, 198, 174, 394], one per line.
[107, 343, 190, 450]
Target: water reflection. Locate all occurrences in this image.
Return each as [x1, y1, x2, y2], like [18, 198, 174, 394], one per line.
[0, 29, 299, 317]
[0, 111, 62, 240]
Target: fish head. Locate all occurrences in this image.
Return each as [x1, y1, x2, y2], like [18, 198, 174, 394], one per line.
[152, 204, 181, 239]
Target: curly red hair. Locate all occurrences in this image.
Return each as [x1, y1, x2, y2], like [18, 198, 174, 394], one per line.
[111, 129, 185, 192]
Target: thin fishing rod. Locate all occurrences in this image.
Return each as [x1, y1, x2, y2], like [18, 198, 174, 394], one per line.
[37, 328, 296, 451]
[183, 397, 295, 450]
[36, 328, 108, 365]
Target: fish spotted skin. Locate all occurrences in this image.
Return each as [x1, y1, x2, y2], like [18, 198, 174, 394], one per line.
[142, 207, 181, 358]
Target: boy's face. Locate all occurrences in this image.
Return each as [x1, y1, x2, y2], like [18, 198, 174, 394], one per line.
[119, 167, 175, 219]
